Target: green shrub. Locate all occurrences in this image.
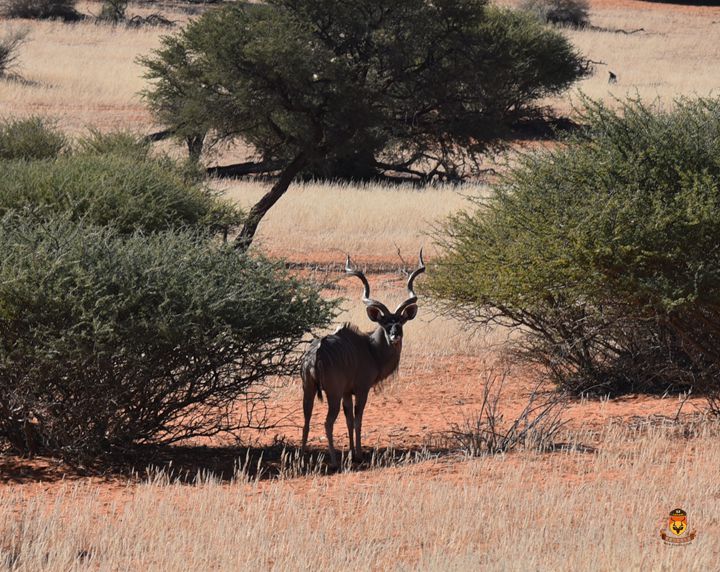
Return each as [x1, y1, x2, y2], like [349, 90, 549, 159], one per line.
[429, 97, 720, 395]
[75, 128, 151, 161]
[0, 153, 242, 235]
[0, 116, 67, 160]
[519, 0, 590, 28]
[1, 0, 81, 20]
[0, 212, 334, 460]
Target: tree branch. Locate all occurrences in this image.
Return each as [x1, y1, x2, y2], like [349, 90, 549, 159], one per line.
[207, 160, 283, 179]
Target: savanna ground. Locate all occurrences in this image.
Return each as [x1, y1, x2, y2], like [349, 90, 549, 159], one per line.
[2, 0, 720, 569]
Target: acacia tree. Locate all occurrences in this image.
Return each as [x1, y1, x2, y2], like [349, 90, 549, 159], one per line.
[138, 30, 214, 162]
[142, 0, 589, 251]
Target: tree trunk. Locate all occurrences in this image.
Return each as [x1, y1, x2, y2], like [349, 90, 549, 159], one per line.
[186, 133, 206, 163]
[234, 152, 308, 252]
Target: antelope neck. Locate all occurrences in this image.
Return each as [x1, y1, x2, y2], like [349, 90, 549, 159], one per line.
[370, 326, 402, 382]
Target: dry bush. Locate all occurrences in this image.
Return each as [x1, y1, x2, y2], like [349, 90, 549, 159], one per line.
[97, 0, 126, 23]
[0, 116, 66, 160]
[430, 97, 720, 396]
[0, 28, 27, 78]
[126, 13, 174, 28]
[705, 392, 720, 418]
[75, 127, 151, 160]
[519, 0, 590, 28]
[446, 368, 567, 455]
[0, 153, 240, 234]
[0, 213, 333, 461]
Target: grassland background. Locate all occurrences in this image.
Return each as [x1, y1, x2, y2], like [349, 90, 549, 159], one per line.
[1, 1, 720, 570]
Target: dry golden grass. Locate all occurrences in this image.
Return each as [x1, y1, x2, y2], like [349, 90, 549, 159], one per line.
[0, 13, 165, 133]
[220, 179, 486, 262]
[492, 0, 720, 113]
[1, 421, 717, 571]
[564, 6, 720, 110]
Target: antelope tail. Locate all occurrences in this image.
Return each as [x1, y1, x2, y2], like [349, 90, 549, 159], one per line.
[303, 363, 324, 402]
[314, 363, 324, 402]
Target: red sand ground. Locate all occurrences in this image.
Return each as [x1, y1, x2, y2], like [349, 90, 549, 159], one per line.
[0, 352, 700, 493]
[267, 354, 696, 454]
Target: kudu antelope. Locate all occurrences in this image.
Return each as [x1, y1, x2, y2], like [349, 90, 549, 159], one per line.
[301, 251, 425, 467]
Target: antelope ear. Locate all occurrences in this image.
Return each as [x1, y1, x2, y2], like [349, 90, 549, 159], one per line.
[400, 303, 418, 322]
[366, 306, 384, 323]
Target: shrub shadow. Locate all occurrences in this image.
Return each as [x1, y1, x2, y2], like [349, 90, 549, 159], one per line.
[109, 442, 456, 483]
[0, 441, 456, 485]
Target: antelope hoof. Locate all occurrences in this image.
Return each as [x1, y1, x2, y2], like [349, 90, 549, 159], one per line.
[353, 450, 364, 464]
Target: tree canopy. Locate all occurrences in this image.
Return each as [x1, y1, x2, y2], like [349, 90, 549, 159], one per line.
[142, 0, 589, 248]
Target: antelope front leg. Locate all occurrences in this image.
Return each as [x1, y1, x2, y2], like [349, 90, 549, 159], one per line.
[342, 395, 355, 458]
[353, 392, 368, 462]
[325, 395, 341, 468]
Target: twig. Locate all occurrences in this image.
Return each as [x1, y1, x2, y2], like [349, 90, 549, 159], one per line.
[674, 389, 692, 422]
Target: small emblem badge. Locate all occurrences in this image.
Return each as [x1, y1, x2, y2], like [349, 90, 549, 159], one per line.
[660, 508, 697, 545]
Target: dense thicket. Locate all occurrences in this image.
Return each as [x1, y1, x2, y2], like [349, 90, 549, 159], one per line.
[142, 0, 589, 248]
[0, 119, 333, 461]
[428, 97, 720, 395]
[0, 213, 334, 460]
[0, 0, 81, 20]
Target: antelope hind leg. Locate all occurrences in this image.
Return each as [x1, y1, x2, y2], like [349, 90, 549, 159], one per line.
[301, 382, 315, 454]
[353, 392, 368, 463]
[325, 395, 342, 468]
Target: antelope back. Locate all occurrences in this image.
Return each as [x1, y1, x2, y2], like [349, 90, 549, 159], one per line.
[303, 324, 377, 394]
